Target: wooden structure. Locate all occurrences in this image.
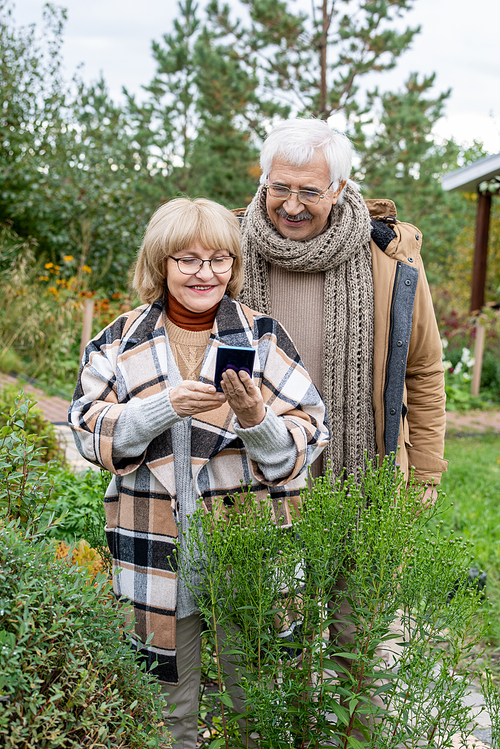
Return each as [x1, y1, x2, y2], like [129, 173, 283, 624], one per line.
[442, 152, 500, 395]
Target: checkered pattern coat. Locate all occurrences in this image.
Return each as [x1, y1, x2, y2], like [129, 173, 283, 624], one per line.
[69, 296, 329, 683]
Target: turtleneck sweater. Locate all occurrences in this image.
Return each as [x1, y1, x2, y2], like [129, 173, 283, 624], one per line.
[166, 293, 218, 331]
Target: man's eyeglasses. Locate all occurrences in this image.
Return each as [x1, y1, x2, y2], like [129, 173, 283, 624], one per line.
[266, 181, 334, 205]
[169, 255, 235, 275]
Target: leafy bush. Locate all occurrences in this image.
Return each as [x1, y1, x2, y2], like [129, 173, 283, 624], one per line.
[0, 227, 135, 397]
[439, 308, 500, 408]
[0, 385, 64, 464]
[0, 519, 172, 748]
[183, 461, 491, 747]
[0, 392, 61, 525]
[44, 467, 109, 544]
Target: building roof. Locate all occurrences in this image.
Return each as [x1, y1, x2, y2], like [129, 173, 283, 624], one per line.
[442, 151, 500, 192]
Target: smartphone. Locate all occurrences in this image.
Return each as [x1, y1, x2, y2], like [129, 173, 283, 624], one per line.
[214, 345, 256, 392]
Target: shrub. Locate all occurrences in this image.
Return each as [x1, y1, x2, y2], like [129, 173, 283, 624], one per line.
[0, 385, 64, 464]
[183, 461, 491, 747]
[0, 519, 172, 748]
[0, 391, 61, 525]
[43, 466, 110, 544]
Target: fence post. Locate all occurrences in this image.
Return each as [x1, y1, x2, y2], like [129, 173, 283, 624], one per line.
[80, 298, 95, 361]
[471, 321, 485, 397]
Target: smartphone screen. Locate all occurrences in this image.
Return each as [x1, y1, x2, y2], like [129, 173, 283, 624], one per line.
[214, 346, 256, 392]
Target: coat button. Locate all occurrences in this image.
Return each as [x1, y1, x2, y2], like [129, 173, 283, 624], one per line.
[408, 257, 414, 262]
[397, 340, 403, 347]
[390, 408, 396, 415]
[405, 279, 411, 286]
[415, 234, 420, 240]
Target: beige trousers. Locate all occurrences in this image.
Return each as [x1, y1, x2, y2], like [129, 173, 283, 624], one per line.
[159, 615, 256, 748]
[159, 615, 202, 748]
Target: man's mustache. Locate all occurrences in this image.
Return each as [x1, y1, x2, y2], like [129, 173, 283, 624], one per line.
[276, 207, 313, 222]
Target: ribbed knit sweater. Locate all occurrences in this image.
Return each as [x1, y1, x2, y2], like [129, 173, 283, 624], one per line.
[269, 265, 325, 478]
[112, 315, 298, 618]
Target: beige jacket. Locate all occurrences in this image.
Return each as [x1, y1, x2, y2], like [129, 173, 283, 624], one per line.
[368, 198, 448, 486]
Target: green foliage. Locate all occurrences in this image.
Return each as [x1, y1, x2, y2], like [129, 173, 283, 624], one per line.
[439, 311, 500, 409]
[128, 0, 263, 207]
[184, 461, 487, 747]
[0, 519, 171, 748]
[0, 390, 66, 526]
[0, 2, 161, 292]
[43, 467, 110, 546]
[0, 386, 64, 464]
[206, 0, 419, 122]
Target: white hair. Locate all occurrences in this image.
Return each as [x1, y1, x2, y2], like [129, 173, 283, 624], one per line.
[260, 118, 354, 200]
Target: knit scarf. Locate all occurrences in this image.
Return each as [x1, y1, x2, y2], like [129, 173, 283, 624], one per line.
[240, 183, 376, 479]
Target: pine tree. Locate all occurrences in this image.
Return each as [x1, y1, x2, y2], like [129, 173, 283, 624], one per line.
[205, 0, 420, 122]
[131, 0, 289, 208]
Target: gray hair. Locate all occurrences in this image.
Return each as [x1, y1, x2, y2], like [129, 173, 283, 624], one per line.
[260, 118, 354, 200]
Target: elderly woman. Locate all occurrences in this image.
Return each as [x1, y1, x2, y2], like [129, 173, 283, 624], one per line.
[69, 197, 328, 746]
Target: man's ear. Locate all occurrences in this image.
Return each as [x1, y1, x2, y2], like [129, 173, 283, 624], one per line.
[331, 180, 347, 205]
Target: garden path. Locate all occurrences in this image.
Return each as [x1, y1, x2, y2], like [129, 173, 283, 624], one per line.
[1, 371, 498, 746]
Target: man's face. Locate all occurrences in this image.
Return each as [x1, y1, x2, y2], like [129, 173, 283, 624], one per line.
[266, 151, 344, 241]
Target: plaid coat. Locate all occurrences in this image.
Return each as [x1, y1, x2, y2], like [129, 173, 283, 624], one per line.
[69, 296, 329, 683]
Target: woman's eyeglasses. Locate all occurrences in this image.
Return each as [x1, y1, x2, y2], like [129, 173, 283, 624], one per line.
[169, 255, 235, 275]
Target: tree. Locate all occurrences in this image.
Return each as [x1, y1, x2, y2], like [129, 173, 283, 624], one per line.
[129, 0, 288, 207]
[205, 0, 420, 122]
[0, 2, 161, 290]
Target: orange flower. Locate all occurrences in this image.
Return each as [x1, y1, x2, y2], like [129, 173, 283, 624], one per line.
[38, 275, 49, 281]
[63, 255, 74, 262]
[45, 262, 54, 269]
[82, 265, 92, 273]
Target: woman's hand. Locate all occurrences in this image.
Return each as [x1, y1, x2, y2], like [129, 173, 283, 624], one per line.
[170, 381, 226, 417]
[221, 369, 266, 429]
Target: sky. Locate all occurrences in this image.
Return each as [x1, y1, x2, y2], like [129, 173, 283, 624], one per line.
[13, 0, 500, 154]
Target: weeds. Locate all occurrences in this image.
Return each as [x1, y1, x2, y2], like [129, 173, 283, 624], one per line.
[182, 460, 488, 748]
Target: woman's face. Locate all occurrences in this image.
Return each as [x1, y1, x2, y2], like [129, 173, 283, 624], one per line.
[166, 241, 233, 313]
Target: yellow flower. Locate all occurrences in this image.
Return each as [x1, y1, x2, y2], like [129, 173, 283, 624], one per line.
[45, 262, 54, 269]
[38, 275, 49, 281]
[47, 286, 58, 296]
[54, 265, 61, 271]
[82, 265, 92, 273]
[63, 255, 74, 262]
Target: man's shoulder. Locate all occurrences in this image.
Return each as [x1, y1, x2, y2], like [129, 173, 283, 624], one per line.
[231, 207, 247, 224]
[366, 198, 422, 261]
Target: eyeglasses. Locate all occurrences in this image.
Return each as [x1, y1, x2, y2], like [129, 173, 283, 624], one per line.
[169, 255, 235, 275]
[266, 181, 334, 205]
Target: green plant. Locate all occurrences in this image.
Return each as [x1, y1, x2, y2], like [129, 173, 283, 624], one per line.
[0, 518, 172, 748]
[184, 460, 489, 748]
[0, 391, 61, 525]
[42, 466, 109, 543]
[0, 386, 64, 463]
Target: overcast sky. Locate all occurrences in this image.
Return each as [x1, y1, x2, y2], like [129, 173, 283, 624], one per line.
[14, 0, 500, 154]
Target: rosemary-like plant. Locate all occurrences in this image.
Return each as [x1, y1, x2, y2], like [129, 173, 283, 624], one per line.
[181, 458, 489, 749]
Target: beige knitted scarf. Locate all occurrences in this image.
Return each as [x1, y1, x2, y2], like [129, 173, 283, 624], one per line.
[240, 183, 376, 479]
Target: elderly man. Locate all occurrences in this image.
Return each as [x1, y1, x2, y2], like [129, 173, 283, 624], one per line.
[236, 118, 448, 739]
[238, 117, 447, 490]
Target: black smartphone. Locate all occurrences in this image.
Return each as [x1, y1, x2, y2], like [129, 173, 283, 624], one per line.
[214, 345, 256, 392]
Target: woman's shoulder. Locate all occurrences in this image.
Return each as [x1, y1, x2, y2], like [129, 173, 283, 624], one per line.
[90, 301, 162, 348]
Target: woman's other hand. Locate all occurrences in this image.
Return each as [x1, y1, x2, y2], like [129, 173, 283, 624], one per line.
[221, 369, 266, 429]
[170, 381, 226, 417]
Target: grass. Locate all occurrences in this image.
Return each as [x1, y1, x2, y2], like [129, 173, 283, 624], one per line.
[439, 432, 500, 658]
